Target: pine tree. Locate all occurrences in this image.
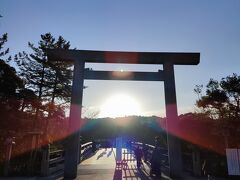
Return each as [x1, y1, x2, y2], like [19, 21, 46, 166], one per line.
[196, 74, 240, 147]
[14, 33, 72, 138]
[0, 33, 11, 62]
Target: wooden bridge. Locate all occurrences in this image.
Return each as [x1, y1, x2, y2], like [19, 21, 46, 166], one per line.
[1, 141, 228, 180]
[75, 148, 170, 180]
[42, 141, 171, 180]
[39, 141, 227, 180]
[38, 141, 171, 179]
[39, 141, 202, 180]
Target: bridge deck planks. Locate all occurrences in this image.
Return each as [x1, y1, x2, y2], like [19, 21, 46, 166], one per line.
[75, 148, 170, 180]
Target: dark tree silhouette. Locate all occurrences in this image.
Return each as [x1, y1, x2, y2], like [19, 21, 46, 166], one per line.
[14, 33, 72, 134]
[196, 74, 240, 147]
[0, 60, 23, 130]
[0, 33, 11, 62]
[0, 33, 22, 130]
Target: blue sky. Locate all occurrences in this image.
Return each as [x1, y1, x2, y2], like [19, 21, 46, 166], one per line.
[1, 0, 240, 117]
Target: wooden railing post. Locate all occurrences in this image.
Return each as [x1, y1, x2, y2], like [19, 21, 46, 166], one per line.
[40, 144, 50, 176]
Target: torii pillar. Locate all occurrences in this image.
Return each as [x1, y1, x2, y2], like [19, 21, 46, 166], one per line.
[164, 62, 182, 178]
[64, 59, 85, 179]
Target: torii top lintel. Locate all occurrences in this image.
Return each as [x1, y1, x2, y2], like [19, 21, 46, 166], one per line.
[46, 49, 200, 65]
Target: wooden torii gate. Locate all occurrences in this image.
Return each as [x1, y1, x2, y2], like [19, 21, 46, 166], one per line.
[47, 49, 200, 179]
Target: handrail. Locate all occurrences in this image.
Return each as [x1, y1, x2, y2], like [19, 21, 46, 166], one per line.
[43, 140, 171, 178]
[131, 141, 170, 175]
[40, 145, 65, 178]
[79, 141, 97, 163]
[81, 142, 92, 149]
[50, 149, 64, 155]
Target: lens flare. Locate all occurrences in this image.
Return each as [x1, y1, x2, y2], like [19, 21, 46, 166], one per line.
[99, 94, 141, 118]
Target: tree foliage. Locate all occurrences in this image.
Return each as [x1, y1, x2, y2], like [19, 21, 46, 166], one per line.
[0, 33, 72, 146]
[196, 74, 240, 147]
[12, 33, 73, 137]
[0, 33, 24, 130]
[0, 60, 23, 130]
[14, 33, 72, 104]
[0, 33, 11, 62]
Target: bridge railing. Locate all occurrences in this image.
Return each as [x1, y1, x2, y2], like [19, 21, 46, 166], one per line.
[131, 141, 196, 176]
[182, 151, 193, 172]
[79, 142, 94, 162]
[81, 142, 93, 152]
[48, 149, 65, 177]
[41, 140, 194, 178]
[41, 141, 95, 177]
[40, 145, 65, 177]
[131, 141, 170, 175]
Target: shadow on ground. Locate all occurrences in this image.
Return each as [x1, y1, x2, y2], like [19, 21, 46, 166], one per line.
[113, 161, 170, 180]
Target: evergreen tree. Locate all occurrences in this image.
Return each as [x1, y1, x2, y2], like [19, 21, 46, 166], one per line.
[15, 33, 72, 107]
[0, 33, 11, 62]
[196, 74, 240, 147]
[0, 33, 37, 131]
[14, 33, 72, 141]
[0, 60, 23, 130]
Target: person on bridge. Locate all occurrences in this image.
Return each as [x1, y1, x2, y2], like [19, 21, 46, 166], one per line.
[150, 147, 161, 176]
[142, 143, 148, 162]
[134, 146, 143, 169]
[150, 136, 162, 177]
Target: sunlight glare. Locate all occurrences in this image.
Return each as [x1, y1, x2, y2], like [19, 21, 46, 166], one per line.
[99, 94, 141, 118]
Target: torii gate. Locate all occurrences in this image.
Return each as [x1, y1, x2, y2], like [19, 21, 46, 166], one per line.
[47, 49, 200, 179]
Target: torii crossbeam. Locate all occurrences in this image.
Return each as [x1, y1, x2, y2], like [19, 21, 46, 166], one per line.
[47, 49, 200, 179]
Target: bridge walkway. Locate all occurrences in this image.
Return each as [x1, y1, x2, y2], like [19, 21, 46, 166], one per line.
[74, 148, 170, 180]
[0, 148, 228, 180]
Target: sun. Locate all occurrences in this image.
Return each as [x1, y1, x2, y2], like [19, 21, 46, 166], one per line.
[99, 94, 141, 118]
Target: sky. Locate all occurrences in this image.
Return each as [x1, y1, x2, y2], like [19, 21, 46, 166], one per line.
[1, 0, 240, 118]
